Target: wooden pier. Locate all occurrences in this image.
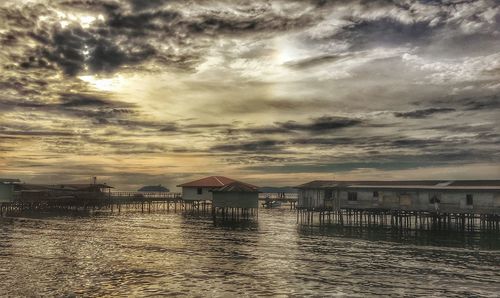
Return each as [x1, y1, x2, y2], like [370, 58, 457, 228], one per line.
[297, 208, 500, 232]
[0, 192, 210, 216]
[0, 191, 261, 220]
[211, 206, 258, 221]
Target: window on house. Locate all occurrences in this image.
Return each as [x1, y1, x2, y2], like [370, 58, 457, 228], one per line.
[466, 194, 473, 205]
[197, 187, 202, 195]
[348, 192, 357, 201]
[325, 189, 333, 200]
[429, 194, 440, 204]
[373, 191, 379, 198]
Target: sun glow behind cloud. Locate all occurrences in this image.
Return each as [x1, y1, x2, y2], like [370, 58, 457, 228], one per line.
[79, 75, 127, 92]
[54, 10, 103, 29]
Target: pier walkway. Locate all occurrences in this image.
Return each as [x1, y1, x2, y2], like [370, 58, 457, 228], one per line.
[0, 192, 207, 216]
[297, 208, 500, 232]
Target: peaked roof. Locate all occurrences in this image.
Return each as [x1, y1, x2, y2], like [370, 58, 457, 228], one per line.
[295, 180, 500, 190]
[177, 176, 259, 189]
[138, 185, 170, 192]
[212, 181, 259, 193]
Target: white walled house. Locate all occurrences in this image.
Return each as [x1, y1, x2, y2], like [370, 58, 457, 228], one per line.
[177, 176, 254, 201]
[296, 180, 500, 214]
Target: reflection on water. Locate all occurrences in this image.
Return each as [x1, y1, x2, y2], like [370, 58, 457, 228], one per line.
[299, 224, 500, 250]
[1, 209, 499, 296]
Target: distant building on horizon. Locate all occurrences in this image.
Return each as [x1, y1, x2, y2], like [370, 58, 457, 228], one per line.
[137, 185, 170, 193]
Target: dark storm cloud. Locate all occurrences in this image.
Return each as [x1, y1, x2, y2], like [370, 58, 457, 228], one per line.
[210, 120, 499, 158]
[0, 123, 78, 137]
[127, 0, 169, 11]
[0, 91, 137, 129]
[185, 123, 232, 129]
[0, 92, 134, 111]
[291, 137, 358, 146]
[284, 54, 348, 69]
[243, 161, 431, 174]
[218, 98, 340, 115]
[59, 92, 133, 107]
[390, 138, 444, 148]
[80, 135, 172, 154]
[290, 136, 449, 150]
[290, 136, 452, 150]
[211, 123, 470, 155]
[425, 95, 500, 111]
[0, 130, 76, 137]
[460, 96, 500, 111]
[158, 123, 179, 132]
[222, 155, 300, 165]
[338, 19, 433, 50]
[34, 26, 158, 76]
[243, 149, 500, 174]
[1, 4, 184, 76]
[279, 116, 362, 132]
[106, 9, 181, 32]
[1, 0, 317, 78]
[244, 116, 362, 134]
[304, 0, 500, 63]
[211, 140, 285, 153]
[394, 107, 456, 118]
[57, 0, 122, 12]
[184, 12, 314, 36]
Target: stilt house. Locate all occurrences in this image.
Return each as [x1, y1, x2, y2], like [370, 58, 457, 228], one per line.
[177, 176, 246, 201]
[211, 181, 259, 209]
[296, 180, 500, 214]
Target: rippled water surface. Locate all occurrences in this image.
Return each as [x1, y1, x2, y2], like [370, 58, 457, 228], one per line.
[1, 209, 500, 297]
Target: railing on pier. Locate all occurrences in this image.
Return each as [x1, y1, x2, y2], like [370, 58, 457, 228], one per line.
[110, 192, 182, 200]
[296, 208, 500, 232]
[111, 192, 298, 200]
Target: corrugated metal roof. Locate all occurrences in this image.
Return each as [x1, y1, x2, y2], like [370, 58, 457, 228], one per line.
[347, 185, 500, 191]
[296, 180, 500, 190]
[212, 181, 259, 193]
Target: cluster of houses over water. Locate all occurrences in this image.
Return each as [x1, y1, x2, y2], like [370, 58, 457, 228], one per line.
[2, 176, 500, 215]
[0, 176, 260, 211]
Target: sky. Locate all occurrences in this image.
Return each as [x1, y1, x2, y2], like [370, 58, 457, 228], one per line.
[0, 0, 499, 190]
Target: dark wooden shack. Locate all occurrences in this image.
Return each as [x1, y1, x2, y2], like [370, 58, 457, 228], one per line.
[14, 183, 113, 203]
[211, 181, 259, 209]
